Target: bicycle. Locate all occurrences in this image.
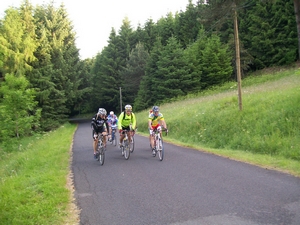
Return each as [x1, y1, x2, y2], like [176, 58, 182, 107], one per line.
[151, 128, 168, 161]
[130, 126, 136, 153]
[110, 124, 117, 146]
[120, 129, 134, 160]
[95, 133, 107, 165]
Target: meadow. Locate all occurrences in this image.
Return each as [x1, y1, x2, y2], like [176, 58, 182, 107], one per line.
[0, 65, 299, 224]
[135, 66, 300, 176]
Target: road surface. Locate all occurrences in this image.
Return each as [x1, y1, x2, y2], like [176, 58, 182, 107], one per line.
[72, 122, 300, 225]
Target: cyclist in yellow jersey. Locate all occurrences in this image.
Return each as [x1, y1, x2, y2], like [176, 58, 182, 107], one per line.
[148, 106, 168, 156]
[118, 104, 136, 151]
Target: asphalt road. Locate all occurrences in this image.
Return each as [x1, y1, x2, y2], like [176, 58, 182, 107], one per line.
[72, 122, 300, 225]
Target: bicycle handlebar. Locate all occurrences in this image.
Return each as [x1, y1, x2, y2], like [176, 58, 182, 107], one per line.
[152, 128, 168, 136]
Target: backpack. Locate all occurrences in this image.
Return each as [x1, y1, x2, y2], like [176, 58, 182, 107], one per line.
[122, 111, 133, 120]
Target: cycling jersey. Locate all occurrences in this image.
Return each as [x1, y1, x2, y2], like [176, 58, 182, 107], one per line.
[118, 112, 136, 130]
[149, 112, 164, 127]
[91, 113, 108, 137]
[107, 115, 118, 126]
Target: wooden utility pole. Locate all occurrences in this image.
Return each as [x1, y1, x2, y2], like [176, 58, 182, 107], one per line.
[233, 2, 242, 111]
[119, 87, 122, 114]
[294, 0, 300, 60]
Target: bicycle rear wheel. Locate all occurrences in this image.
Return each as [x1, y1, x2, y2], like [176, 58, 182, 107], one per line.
[157, 138, 164, 161]
[123, 140, 130, 160]
[113, 136, 117, 146]
[111, 129, 116, 146]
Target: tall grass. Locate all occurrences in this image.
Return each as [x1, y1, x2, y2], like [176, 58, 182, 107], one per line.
[0, 123, 79, 225]
[135, 67, 300, 174]
[0, 66, 299, 224]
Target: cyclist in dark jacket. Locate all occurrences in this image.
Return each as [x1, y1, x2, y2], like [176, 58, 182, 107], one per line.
[91, 108, 109, 159]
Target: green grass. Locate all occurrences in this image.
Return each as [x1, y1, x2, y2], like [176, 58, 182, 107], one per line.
[0, 123, 79, 225]
[135, 66, 300, 177]
[0, 65, 299, 224]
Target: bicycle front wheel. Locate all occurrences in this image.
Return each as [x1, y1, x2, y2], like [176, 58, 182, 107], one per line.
[130, 136, 134, 153]
[157, 138, 164, 161]
[99, 146, 105, 165]
[123, 140, 130, 160]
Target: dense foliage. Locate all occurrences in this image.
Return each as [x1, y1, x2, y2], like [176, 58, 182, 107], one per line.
[0, 0, 298, 143]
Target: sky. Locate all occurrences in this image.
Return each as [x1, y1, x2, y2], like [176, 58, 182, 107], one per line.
[0, 0, 196, 59]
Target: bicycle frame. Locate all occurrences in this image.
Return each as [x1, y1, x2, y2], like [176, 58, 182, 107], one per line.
[152, 128, 167, 161]
[110, 126, 117, 146]
[96, 133, 105, 165]
[121, 130, 131, 160]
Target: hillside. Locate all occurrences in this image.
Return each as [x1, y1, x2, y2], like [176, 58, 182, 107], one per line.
[135, 66, 300, 176]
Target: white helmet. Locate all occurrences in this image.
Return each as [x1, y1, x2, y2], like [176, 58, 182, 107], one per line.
[98, 108, 107, 116]
[110, 111, 114, 115]
[124, 104, 132, 111]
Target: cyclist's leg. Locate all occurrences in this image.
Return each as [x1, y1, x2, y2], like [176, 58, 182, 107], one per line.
[112, 127, 116, 139]
[101, 127, 107, 148]
[157, 125, 162, 139]
[119, 127, 125, 146]
[92, 130, 99, 158]
[149, 128, 154, 149]
[108, 125, 112, 141]
[128, 129, 132, 143]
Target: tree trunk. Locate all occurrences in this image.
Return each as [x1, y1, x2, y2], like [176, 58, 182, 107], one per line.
[294, 0, 300, 60]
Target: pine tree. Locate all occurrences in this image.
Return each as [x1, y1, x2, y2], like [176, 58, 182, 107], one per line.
[269, 1, 297, 65]
[91, 28, 121, 112]
[115, 18, 140, 108]
[72, 58, 94, 115]
[174, 0, 203, 48]
[155, 37, 189, 100]
[135, 38, 163, 110]
[121, 42, 149, 107]
[200, 34, 233, 88]
[240, 0, 297, 69]
[0, 6, 36, 77]
[156, 12, 176, 46]
[56, 4, 82, 115]
[142, 19, 159, 53]
[28, 2, 81, 130]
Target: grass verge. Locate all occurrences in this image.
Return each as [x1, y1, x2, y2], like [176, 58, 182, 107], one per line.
[0, 123, 79, 225]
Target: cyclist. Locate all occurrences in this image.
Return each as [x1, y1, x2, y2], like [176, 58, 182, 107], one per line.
[118, 104, 137, 154]
[148, 106, 168, 156]
[91, 108, 109, 159]
[107, 111, 118, 142]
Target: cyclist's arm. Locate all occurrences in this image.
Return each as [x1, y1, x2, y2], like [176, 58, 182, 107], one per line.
[103, 121, 108, 134]
[160, 119, 167, 129]
[148, 119, 152, 129]
[118, 113, 123, 130]
[132, 113, 137, 130]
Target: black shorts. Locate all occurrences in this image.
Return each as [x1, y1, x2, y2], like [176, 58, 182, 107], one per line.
[121, 126, 131, 131]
